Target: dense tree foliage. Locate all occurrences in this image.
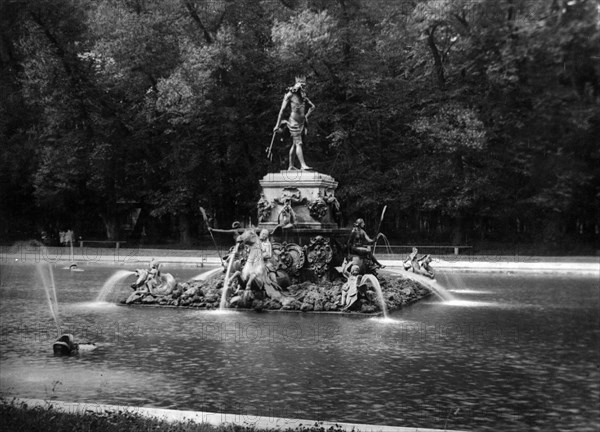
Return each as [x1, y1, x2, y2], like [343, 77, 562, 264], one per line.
[1, 0, 598, 251]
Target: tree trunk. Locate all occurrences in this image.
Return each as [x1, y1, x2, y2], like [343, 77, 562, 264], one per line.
[337, 0, 360, 65]
[426, 26, 446, 90]
[452, 216, 464, 245]
[178, 213, 192, 246]
[183, 0, 214, 44]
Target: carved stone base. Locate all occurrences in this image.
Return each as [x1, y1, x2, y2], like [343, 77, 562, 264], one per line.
[257, 170, 340, 231]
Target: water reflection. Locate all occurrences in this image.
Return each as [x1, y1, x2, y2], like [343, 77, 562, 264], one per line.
[69, 301, 120, 309]
[369, 316, 402, 325]
[440, 299, 500, 307]
[448, 289, 496, 295]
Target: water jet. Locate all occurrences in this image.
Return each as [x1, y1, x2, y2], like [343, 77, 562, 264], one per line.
[95, 270, 135, 302]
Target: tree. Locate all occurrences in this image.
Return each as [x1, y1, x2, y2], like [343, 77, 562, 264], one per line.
[0, 0, 597, 251]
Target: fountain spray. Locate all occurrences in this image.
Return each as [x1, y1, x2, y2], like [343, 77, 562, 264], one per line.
[220, 243, 239, 310]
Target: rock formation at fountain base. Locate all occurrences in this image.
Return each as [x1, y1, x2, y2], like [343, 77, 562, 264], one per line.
[121, 271, 431, 314]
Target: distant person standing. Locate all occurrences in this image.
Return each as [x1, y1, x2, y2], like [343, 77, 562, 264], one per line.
[65, 229, 74, 244]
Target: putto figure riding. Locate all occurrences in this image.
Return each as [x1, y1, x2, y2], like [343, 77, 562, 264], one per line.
[273, 75, 315, 170]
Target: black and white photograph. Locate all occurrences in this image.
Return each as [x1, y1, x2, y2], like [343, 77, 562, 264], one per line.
[1, 1, 599, 431]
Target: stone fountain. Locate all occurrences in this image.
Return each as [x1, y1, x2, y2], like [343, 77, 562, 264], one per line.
[123, 167, 432, 313]
[122, 77, 433, 313]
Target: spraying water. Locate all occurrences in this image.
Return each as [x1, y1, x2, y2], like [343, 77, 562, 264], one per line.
[36, 263, 60, 328]
[385, 268, 455, 302]
[95, 270, 135, 302]
[220, 243, 239, 310]
[191, 267, 222, 281]
[361, 274, 389, 319]
[439, 271, 468, 294]
[374, 233, 394, 257]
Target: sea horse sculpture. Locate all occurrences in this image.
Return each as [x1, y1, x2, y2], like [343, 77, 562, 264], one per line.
[228, 229, 284, 303]
[130, 268, 177, 296]
[402, 248, 435, 279]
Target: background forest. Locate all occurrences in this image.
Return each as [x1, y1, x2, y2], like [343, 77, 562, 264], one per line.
[1, 0, 599, 253]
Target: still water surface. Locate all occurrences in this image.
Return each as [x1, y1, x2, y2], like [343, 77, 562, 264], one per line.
[0, 264, 598, 431]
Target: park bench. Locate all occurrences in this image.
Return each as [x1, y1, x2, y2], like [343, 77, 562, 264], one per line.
[378, 245, 473, 256]
[79, 240, 126, 252]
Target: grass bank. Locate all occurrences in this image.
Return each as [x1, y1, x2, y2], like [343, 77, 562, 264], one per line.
[0, 398, 346, 432]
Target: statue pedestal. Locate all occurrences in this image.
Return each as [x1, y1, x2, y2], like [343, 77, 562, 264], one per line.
[257, 170, 350, 280]
[257, 170, 339, 231]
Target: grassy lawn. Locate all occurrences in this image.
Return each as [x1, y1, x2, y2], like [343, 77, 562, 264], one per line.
[0, 398, 347, 432]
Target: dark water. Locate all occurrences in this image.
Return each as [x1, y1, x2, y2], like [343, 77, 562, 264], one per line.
[0, 264, 598, 431]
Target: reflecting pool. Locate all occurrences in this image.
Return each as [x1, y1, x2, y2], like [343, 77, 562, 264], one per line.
[1, 264, 598, 431]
